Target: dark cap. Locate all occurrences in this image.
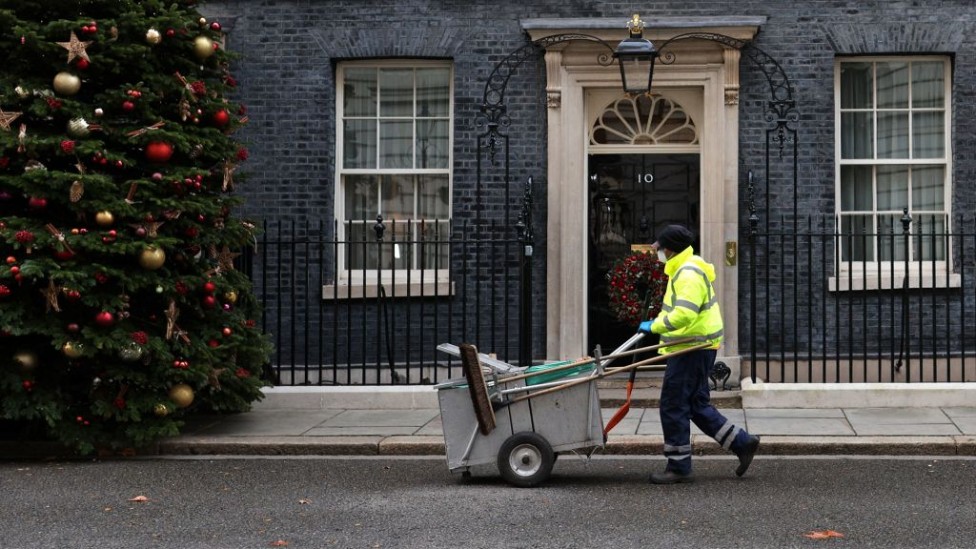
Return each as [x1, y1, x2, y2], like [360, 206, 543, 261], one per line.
[654, 225, 695, 252]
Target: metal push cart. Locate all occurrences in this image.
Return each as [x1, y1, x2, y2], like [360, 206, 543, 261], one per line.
[435, 335, 707, 487]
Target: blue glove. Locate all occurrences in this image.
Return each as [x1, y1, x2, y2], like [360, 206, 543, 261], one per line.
[638, 320, 653, 334]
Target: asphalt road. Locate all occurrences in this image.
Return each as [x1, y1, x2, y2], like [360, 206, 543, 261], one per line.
[1, 455, 974, 549]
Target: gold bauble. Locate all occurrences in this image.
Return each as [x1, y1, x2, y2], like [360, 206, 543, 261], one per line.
[153, 403, 170, 417]
[67, 118, 90, 138]
[168, 383, 194, 408]
[62, 341, 84, 359]
[145, 28, 161, 45]
[13, 349, 39, 372]
[94, 210, 114, 227]
[194, 36, 214, 59]
[223, 290, 238, 304]
[53, 71, 81, 96]
[138, 246, 166, 270]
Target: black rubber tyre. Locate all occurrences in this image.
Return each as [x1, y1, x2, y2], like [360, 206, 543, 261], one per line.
[497, 432, 555, 488]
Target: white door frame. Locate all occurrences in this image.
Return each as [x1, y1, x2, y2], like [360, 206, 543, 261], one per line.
[524, 19, 762, 376]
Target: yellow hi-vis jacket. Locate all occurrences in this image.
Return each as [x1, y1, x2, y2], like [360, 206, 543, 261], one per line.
[650, 246, 724, 354]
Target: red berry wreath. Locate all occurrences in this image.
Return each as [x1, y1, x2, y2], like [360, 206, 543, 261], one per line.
[606, 251, 667, 326]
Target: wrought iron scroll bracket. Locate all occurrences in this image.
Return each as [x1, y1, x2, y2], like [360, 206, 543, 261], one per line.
[478, 34, 615, 165]
[657, 32, 798, 154]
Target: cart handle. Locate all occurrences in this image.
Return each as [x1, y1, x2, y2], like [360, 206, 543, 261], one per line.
[502, 342, 713, 406]
[494, 337, 697, 386]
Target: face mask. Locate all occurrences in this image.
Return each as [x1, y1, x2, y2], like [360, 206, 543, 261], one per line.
[657, 250, 668, 263]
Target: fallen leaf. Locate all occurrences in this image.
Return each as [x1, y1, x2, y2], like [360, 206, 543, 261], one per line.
[270, 541, 289, 547]
[804, 530, 845, 540]
[298, 499, 311, 505]
[128, 495, 149, 503]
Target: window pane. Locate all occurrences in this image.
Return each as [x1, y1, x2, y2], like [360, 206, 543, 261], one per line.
[876, 165, 908, 211]
[344, 175, 378, 220]
[345, 223, 375, 270]
[877, 111, 908, 159]
[912, 62, 944, 108]
[877, 214, 907, 261]
[912, 166, 944, 211]
[343, 119, 376, 169]
[841, 112, 873, 159]
[877, 62, 909, 108]
[912, 111, 944, 158]
[417, 68, 450, 117]
[379, 120, 412, 169]
[840, 62, 873, 109]
[343, 68, 376, 117]
[416, 119, 449, 169]
[418, 174, 450, 219]
[380, 175, 413, 220]
[913, 214, 945, 261]
[419, 220, 450, 270]
[840, 165, 873, 212]
[841, 215, 874, 262]
[380, 69, 413, 117]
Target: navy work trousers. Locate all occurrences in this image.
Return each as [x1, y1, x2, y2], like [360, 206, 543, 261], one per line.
[659, 349, 750, 474]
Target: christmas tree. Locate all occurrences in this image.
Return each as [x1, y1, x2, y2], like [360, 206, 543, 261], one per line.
[0, 0, 271, 454]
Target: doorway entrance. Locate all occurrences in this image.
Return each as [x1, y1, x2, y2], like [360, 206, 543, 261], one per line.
[587, 153, 701, 351]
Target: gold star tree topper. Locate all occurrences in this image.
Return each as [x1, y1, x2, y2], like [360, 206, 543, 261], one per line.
[56, 31, 92, 64]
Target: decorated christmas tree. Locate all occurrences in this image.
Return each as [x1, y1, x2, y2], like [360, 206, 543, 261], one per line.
[0, 0, 271, 454]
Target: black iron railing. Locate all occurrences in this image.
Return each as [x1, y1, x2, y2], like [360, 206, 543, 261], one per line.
[244, 217, 528, 385]
[746, 213, 976, 383]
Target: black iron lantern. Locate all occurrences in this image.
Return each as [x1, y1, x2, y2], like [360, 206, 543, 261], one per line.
[614, 14, 657, 95]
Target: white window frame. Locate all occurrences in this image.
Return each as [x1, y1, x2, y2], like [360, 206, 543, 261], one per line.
[832, 56, 958, 291]
[329, 60, 454, 299]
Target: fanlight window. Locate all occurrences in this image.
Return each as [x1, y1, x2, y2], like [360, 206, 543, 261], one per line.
[590, 94, 698, 145]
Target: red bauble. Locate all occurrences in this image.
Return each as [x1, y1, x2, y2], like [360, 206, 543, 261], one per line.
[27, 196, 47, 211]
[203, 281, 217, 294]
[122, 100, 135, 112]
[145, 141, 174, 163]
[54, 249, 74, 261]
[64, 289, 81, 301]
[94, 311, 115, 327]
[67, 323, 80, 332]
[202, 295, 217, 309]
[0, 284, 10, 298]
[212, 109, 230, 127]
[76, 58, 90, 70]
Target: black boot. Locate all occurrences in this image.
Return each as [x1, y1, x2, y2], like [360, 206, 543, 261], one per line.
[648, 470, 693, 484]
[735, 435, 761, 477]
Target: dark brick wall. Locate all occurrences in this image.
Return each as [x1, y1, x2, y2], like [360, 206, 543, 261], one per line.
[203, 0, 976, 370]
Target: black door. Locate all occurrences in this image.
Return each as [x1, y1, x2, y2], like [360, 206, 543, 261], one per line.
[587, 153, 700, 352]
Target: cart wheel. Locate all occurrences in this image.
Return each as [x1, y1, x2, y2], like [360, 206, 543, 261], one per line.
[497, 432, 555, 488]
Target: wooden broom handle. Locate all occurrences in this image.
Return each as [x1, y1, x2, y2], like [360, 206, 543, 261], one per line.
[496, 337, 697, 386]
[505, 342, 712, 405]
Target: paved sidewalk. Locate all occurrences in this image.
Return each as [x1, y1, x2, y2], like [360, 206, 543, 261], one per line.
[161, 403, 976, 457]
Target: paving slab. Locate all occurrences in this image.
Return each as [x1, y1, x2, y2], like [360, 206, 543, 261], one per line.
[844, 407, 960, 436]
[744, 408, 846, 418]
[635, 408, 746, 435]
[844, 407, 951, 424]
[746, 417, 855, 436]
[320, 409, 439, 428]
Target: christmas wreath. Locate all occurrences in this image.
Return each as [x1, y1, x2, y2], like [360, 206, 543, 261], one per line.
[606, 251, 668, 326]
